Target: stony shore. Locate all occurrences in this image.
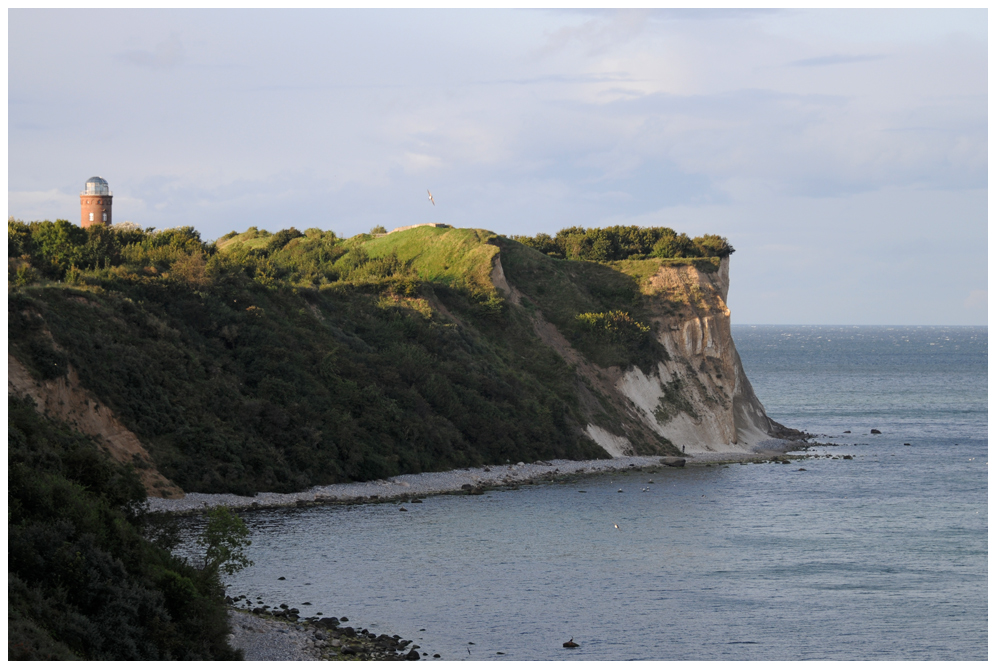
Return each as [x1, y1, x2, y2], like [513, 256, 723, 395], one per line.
[228, 608, 425, 661]
[146, 448, 805, 515]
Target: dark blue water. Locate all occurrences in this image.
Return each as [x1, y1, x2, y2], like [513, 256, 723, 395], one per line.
[215, 326, 988, 660]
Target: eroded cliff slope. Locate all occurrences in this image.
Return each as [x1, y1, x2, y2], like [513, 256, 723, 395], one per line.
[493, 240, 796, 457]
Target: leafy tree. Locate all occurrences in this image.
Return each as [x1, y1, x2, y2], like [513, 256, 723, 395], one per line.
[265, 227, 304, 253]
[8, 218, 34, 257]
[693, 233, 735, 257]
[196, 507, 254, 576]
[514, 225, 734, 261]
[25, 219, 86, 277]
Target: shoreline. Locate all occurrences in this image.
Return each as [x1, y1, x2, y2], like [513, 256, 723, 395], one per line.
[146, 445, 808, 515]
[228, 608, 425, 661]
[189, 443, 816, 661]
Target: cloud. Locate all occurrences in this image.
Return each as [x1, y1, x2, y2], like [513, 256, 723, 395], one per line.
[398, 152, 444, 173]
[8, 190, 76, 222]
[788, 54, 886, 67]
[535, 10, 652, 58]
[117, 32, 184, 69]
[963, 290, 986, 310]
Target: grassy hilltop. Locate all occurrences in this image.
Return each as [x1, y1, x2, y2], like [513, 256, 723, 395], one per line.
[8, 219, 731, 496]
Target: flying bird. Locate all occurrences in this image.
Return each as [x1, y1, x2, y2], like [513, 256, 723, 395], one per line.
[427, 190, 435, 206]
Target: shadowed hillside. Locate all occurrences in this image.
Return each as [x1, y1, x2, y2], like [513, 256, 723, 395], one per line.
[9, 219, 787, 497]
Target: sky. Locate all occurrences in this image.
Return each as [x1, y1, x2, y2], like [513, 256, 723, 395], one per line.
[8, 9, 988, 325]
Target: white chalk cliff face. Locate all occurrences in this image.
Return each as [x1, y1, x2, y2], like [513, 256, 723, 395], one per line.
[611, 257, 787, 455]
[497, 254, 794, 457]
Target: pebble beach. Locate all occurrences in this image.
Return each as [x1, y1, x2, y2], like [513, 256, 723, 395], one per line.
[146, 450, 798, 514]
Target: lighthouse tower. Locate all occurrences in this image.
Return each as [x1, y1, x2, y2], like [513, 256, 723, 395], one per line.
[80, 176, 112, 228]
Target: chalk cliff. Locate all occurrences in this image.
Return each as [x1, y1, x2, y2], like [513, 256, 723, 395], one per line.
[494, 249, 796, 457]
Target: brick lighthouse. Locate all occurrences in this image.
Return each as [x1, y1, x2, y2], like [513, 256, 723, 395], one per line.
[80, 176, 112, 228]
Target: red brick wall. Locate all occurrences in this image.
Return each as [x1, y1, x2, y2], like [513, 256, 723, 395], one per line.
[80, 195, 112, 228]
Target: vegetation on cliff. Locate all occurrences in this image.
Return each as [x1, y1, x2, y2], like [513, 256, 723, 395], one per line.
[7, 395, 241, 660]
[7, 219, 728, 496]
[513, 225, 734, 261]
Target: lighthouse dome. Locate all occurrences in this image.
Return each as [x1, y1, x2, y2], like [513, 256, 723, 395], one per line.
[84, 176, 110, 195]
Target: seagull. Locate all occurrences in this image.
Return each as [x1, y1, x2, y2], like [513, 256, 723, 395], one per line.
[614, 524, 620, 530]
[427, 190, 435, 206]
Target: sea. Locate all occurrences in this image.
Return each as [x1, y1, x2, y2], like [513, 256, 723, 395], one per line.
[193, 325, 988, 661]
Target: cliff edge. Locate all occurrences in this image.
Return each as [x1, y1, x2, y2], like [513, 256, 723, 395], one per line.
[491, 241, 797, 457]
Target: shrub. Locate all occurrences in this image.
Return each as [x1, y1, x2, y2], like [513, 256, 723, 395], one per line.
[515, 225, 734, 261]
[7, 395, 241, 660]
[575, 310, 651, 347]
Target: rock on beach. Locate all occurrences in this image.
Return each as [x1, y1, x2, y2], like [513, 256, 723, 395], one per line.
[228, 609, 421, 661]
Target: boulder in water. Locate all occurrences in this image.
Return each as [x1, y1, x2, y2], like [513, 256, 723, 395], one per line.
[661, 457, 686, 467]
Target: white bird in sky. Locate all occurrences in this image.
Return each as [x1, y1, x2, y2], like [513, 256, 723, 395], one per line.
[427, 190, 435, 206]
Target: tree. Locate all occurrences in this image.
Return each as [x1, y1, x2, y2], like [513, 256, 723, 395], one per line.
[8, 218, 34, 257]
[196, 507, 254, 576]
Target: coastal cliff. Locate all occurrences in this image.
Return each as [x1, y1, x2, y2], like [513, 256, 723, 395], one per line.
[492, 242, 794, 458]
[8, 222, 795, 497]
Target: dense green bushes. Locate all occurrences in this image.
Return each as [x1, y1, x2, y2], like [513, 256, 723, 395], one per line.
[496, 238, 668, 370]
[7, 395, 240, 660]
[513, 225, 733, 261]
[7, 220, 714, 496]
[8, 222, 608, 494]
[576, 310, 651, 347]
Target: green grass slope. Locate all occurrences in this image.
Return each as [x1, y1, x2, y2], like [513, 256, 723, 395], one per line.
[362, 226, 500, 292]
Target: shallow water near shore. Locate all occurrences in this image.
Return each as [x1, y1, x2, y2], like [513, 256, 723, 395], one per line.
[184, 326, 988, 660]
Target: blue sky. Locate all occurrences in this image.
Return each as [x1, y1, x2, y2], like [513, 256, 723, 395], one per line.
[8, 9, 987, 325]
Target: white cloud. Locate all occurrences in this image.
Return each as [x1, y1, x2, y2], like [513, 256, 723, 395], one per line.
[398, 152, 443, 173]
[117, 32, 185, 69]
[963, 290, 986, 310]
[8, 190, 76, 222]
